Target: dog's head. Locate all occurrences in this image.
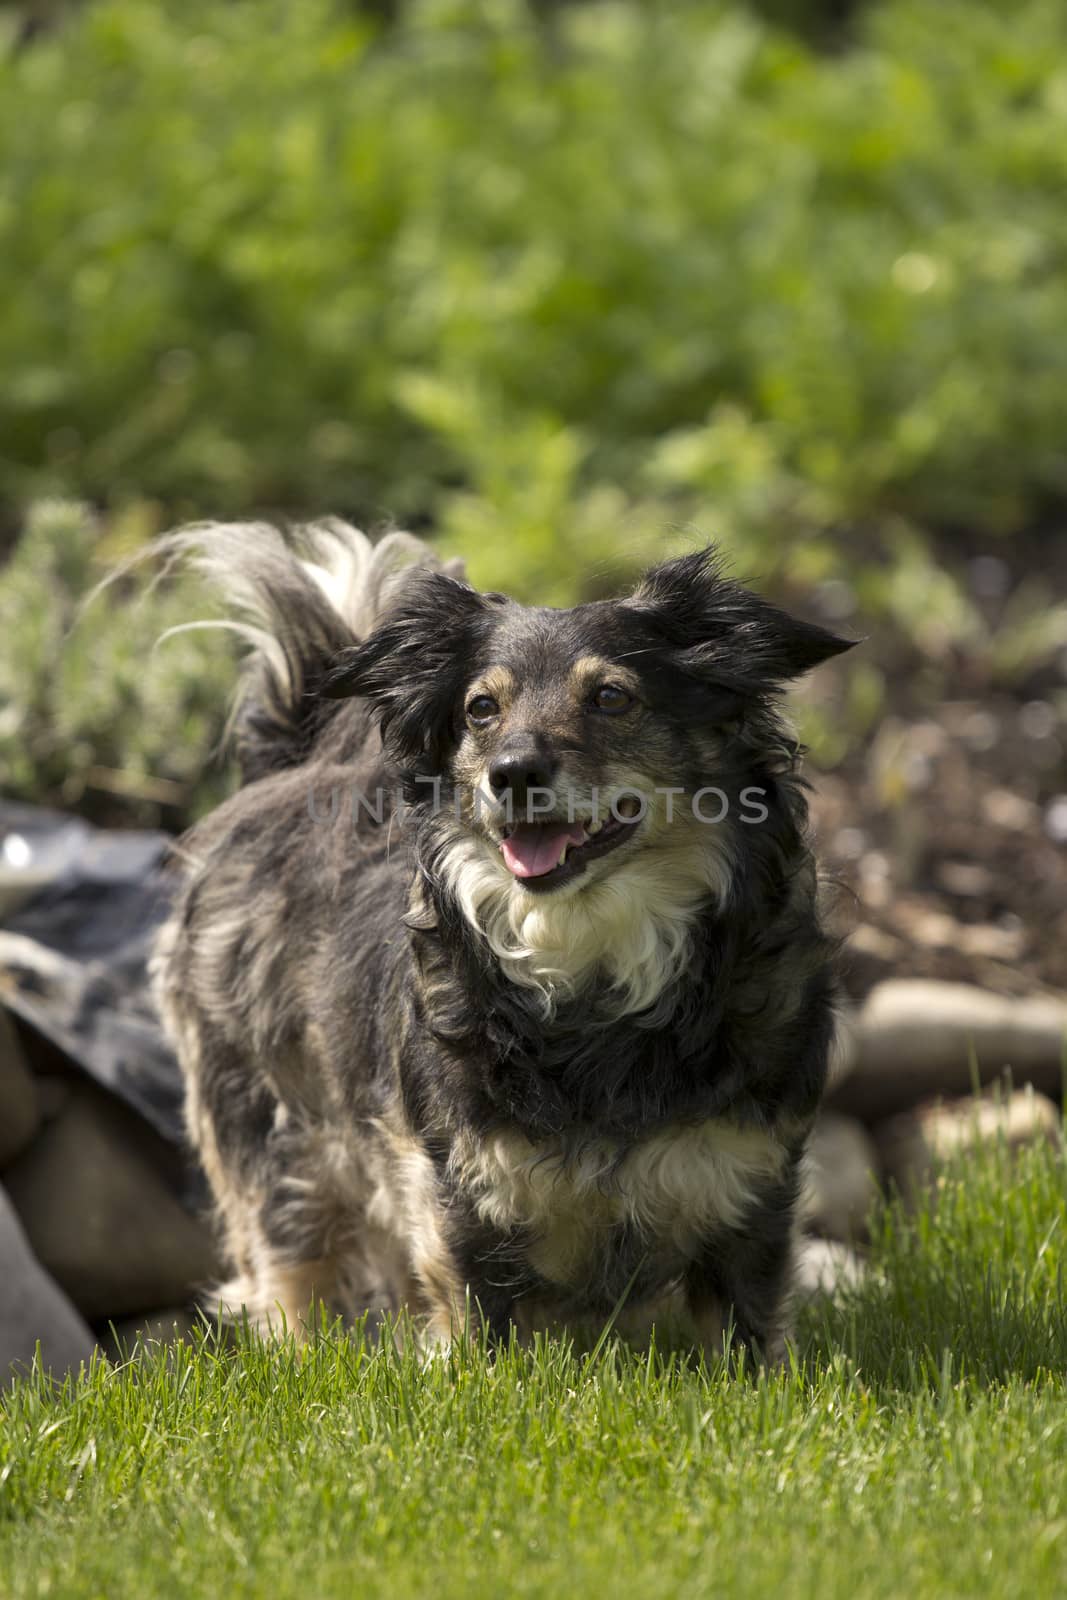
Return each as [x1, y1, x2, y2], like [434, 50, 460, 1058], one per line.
[323, 549, 852, 904]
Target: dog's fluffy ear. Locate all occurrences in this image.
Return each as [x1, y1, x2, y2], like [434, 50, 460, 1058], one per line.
[322, 570, 496, 768]
[629, 548, 855, 687]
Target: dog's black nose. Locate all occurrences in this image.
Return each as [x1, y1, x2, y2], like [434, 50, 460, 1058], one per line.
[487, 749, 556, 808]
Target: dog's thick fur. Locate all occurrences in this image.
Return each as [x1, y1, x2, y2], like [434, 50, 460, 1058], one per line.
[155, 523, 851, 1359]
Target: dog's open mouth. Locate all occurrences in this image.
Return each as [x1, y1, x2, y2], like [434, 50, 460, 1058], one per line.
[498, 796, 643, 890]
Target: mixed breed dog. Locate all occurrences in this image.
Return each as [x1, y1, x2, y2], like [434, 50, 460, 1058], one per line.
[154, 524, 853, 1361]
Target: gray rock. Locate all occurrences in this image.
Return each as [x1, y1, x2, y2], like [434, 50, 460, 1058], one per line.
[794, 1237, 868, 1301]
[4, 1079, 218, 1319]
[0, 1008, 39, 1170]
[829, 980, 1067, 1121]
[802, 1112, 880, 1243]
[1, 1184, 97, 1382]
[877, 1087, 1063, 1205]
[34, 1070, 73, 1123]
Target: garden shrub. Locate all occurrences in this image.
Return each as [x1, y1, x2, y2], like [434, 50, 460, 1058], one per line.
[1, 0, 1065, 813]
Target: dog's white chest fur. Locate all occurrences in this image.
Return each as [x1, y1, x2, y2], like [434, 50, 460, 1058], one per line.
[451, 1119, 790, 1287]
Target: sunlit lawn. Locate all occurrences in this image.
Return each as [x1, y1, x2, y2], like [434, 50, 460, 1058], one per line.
[2, 1129, 1065, 1599]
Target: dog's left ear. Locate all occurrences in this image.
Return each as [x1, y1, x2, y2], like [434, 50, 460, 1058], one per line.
[321, 569, 497, 769]
[628, 548, 856, 685]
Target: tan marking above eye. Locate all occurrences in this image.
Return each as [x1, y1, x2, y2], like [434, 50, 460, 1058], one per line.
[569, 655, 641, 706]
[464, 665, 517, 721]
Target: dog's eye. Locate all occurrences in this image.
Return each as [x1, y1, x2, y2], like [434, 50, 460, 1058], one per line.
[466, 693, 500, 726]
[590, 683, 633, 715]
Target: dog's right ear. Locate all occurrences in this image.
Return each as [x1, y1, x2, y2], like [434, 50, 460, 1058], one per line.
[321, 570, 497, 769]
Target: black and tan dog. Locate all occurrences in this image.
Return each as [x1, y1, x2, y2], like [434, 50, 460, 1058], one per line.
[156, 524, 852, 1360]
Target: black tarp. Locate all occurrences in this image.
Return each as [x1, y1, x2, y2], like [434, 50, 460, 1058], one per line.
[0, 801, 184, 1143]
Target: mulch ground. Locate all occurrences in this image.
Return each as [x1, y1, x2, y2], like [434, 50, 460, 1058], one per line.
[804, 534, 1067, 1002]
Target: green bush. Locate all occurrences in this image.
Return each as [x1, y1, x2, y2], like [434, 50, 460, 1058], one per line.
[2, 0, 1066, 815]
[2, 0, 1065, 574]
[0, 500, 236, 821]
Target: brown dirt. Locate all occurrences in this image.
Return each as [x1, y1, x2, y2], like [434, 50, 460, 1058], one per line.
[804, 540, 1067, 1002]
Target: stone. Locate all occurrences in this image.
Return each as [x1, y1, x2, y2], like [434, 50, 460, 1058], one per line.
[981, 788, 1038, 832]
[794, 1238, 867, 1301]
[876, 1087, 1062, 1204]
[802, 1112, 880, 1243]
[0, 1008, 39, 1170]
[935, 861, 995, 899]
[4, 1079, 219, 1319]
[828, 980, 1067, 1121]
[1, 1184, 97, 1382]
[34, 1070, 73, 1123]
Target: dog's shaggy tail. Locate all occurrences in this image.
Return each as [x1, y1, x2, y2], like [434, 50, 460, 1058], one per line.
[159, 520, 462, 783]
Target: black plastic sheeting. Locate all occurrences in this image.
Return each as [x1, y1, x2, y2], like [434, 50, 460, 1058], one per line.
[0, 801, 185, 1144]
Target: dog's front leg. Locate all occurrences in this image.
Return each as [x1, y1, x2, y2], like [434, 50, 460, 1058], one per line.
[423, 1241, 531, 1353]
[683, 1189, 798, 1368]
[413, 1265, 518, 1353]
[404, 1184, 525, 1352]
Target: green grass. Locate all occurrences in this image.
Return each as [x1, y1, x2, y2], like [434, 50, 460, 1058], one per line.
[2, 1131, 1066, 1599]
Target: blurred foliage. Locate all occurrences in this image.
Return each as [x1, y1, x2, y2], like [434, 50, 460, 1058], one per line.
[2, 0, 1066, 555]
[0, 500, 237, 820]
[1, 0, 1066, 816]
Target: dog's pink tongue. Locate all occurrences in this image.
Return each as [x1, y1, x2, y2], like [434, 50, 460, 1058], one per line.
[500, 820, 586, 879]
